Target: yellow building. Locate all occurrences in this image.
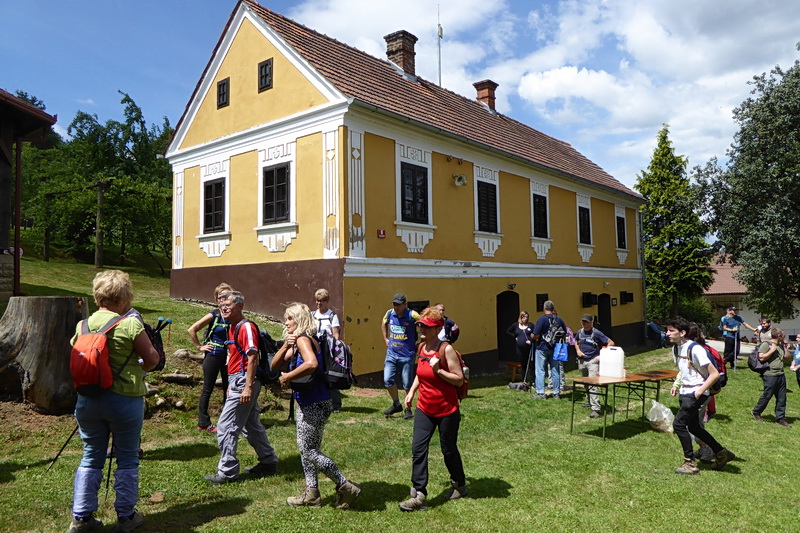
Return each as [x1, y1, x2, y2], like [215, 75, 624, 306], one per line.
[165, 0, 645, 382]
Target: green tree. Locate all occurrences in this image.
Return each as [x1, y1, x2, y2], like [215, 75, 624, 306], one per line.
[635, 125, 714, 318]
[696, 56, 800, 318]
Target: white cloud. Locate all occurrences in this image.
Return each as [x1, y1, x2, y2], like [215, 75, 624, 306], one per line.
[77, 98, 95, 106]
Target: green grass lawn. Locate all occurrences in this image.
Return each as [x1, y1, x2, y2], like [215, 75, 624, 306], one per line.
[1, 257, 798, 532]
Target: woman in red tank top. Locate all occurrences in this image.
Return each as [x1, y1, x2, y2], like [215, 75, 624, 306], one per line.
[398, 307, 467, 512]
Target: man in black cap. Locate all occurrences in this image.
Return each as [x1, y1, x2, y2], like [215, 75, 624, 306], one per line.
[575, 314, 614, 418]
[719, 307, 756, 370]
[380, 294, 420, 419]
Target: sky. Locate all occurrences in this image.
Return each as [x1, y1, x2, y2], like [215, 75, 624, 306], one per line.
[3, 0, 800, 191]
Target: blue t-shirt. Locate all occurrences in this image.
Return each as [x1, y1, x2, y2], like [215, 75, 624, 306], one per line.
[576, 327, 610, 359]
[290, 335, 330, 407]
[532, 314, 566, 352]
[384, 308, 419, 359]
[720, 315, 744, 338]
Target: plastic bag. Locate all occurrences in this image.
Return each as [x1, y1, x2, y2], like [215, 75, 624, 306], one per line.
[647, 400, 674, 433]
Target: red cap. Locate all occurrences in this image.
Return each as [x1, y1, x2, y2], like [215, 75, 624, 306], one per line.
[416, 316, 444, 327]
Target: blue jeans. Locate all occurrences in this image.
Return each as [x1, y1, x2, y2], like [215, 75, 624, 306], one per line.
[535, 348, 560, 395]
[72, 392, 144, 517]
[383, 352, 415, 390]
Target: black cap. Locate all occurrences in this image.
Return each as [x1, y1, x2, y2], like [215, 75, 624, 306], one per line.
[392, 293, 406, 304]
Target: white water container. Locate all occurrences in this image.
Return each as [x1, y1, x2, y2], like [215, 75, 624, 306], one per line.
[599, 346, 625, 378]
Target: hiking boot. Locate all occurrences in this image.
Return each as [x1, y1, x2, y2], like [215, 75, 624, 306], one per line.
[246, 462, 277, 477]
[776, 419, 791, 428]
[116, 510, 144, 532]
[198, 425, 218, 433]
[286, 487, 322, 508]
[67, 514, 103, 533]
[334, 481, 362, 510]
[398, 488, 427, 512]
[752, 413, 765, 422]
[445, 480, 468, 501]
[204, 473, 235, 485]
[674, 458, 699, 475]
[698, 446, 714, 463]
[711, 448, 736, 471]
[403, 408, 413, 420]
[383, 402, 402, 417]
[531, 393, 547, 400]
[589, 410, 602, 419]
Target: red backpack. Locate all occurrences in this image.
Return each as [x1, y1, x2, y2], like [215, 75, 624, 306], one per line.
[70, 316, 134, 397]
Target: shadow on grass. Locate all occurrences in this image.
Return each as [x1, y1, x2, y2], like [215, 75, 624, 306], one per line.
[19, 284, 86, 297]
[346, 480, 411, 512]
[337, 406, 379, 414]
[144, 442, 219, 462]
[144, 496, 250, 531]
[577, 419, 652, 440]
[0, 458, 52, 484]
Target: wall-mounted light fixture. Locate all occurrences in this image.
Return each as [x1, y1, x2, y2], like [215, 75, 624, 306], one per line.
[603, 281, 610, 287]
[446, 155, 464, 164]
[507, 283, 516, 290]
[453, 174, 467, 187]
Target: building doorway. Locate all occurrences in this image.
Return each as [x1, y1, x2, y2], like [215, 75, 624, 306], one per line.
[597, 293, 612, 336]
[496, 290, 519, 362]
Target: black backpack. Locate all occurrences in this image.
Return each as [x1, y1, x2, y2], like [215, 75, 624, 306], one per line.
[315, 331, 357, 390]
[232, 320, 280, 384]
[748, 343, 771, 374]
[541, 315, 567, 348]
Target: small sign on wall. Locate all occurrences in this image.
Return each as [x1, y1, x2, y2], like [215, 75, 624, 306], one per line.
[611, 298, 618, 306]
[377, 229, 386, 239]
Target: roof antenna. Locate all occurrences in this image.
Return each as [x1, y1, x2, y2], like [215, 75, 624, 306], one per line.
[437, 4, 443, 86]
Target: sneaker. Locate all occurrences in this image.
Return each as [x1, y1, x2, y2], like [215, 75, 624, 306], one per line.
[334, 481, 362, 510]
[589, 410, 602, 419]
[332, 409, 341, 414]
[698, 446, 714, 463]
[68, 515, 103, 533]
[776, 419, 792, 428]
[116, 510, 144, 532]
[552, 394, 561, 400]
[752, 413, 765, 422]
[711, 448, 736, 471]
[246, 462, 277, 477]
[286, 487, 322, 508]
[383, 402, 402, 417]
[674, 458, 699, 475]
[445, 480, 468, 501]
[204, 473, 234, 485]
[403, 408, 413, 420]
[398, 488, 427, 512]
[581, 402, 591, 408]
[531, 393, 547, 400]
[198, 425, 218, 433]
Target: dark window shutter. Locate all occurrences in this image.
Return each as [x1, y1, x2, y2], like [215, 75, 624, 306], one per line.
[533, 193, 548, 238]
[477, 181, 498, 233]
[579, 206, 591, 245]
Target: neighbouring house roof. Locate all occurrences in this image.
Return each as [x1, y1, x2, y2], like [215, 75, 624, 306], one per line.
[706, 259, 747, 296]
[0, 88, 56, 140]
[173, 0, 642, 202]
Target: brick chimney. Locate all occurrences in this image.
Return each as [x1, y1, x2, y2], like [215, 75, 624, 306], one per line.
[384, 30, 418, 76]
[473, 80, 499, 111]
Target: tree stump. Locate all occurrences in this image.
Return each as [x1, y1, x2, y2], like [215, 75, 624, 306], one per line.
[0, 296, 87, 414]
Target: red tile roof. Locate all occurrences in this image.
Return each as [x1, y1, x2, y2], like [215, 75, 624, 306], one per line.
[706, 259, 746, 295]
[0, 88, 57, 137]
[174, 0, 642, 201]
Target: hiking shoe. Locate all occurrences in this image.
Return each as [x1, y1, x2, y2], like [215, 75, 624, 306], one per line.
[246, 462, 277, 477]
[698, 446, 714, 463]
[752, 412, 764, 422]
[398, 488, 427, 512]
[581, 402, 591, 408]
[116, 510, 143, 532]
[711, 448, 736, 471]
[531, 393, 547, 400]
[198, 425, 218, 433]
[204, 473, 234, 485]
[445, 480, 468, 501]
[286, 487, 322, 508]
[67, 515, 103, 533]
[383, 402, 402, 417]
[403, 408, 413, 420]
[777, 419, 792, 428]
[674, 458, 699, 475]
[589, 410, 602, 419]
[334, 481, 362, 510]
[552, 394, 561, 400]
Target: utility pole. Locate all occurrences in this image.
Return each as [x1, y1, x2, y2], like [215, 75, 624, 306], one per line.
[437, 5, 443, 86]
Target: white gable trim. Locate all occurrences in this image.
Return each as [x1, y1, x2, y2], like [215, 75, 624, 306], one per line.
[166, 3, 347, 158]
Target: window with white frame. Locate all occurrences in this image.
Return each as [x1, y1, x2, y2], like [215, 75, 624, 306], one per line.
[203, 178, 225, 233]
[477, 180, 498, 233]
[400, 161, 428, 224]
[255, 141, 297, 252]
[577, 196, 592, 245]
[262, 163, 290, 225]
[615, 205, 627, 250]
[532, 192, 548, 238]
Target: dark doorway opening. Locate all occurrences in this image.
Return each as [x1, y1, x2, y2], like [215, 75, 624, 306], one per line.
[597, 293, 612, 336]
[497, 291, 520, 362]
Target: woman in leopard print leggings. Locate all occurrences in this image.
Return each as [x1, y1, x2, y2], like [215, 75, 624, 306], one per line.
[273, 302, 362, 510]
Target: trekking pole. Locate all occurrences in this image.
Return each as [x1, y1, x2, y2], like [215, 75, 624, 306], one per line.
[104, 438, 114, 503]
[45, 424, 79, 472]
[522, 345, 533, 388]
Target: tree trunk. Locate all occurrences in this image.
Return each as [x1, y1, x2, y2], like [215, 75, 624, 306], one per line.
[94, 181, 105, 268]
[0, 296, 87, 414]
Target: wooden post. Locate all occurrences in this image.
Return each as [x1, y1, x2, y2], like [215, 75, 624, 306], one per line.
[0, 296, 87, 414]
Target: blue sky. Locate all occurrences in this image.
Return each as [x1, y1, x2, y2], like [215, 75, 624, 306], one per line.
[3, 0, 800, 190]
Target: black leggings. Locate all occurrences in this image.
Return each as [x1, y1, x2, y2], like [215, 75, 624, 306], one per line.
[410, 408, 465, 495]
[198, 354, 228, 427]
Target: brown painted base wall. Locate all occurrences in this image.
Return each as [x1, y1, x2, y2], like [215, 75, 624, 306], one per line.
[171, 259, 345, 319]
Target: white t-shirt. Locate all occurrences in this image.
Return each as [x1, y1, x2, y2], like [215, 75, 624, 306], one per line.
[675, 342, 711, 396]
[314, 309, 340, 336]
